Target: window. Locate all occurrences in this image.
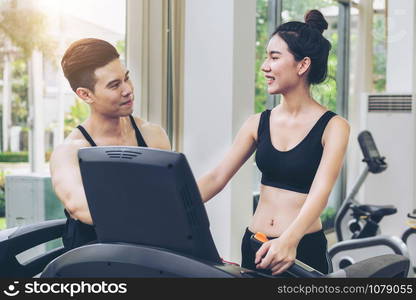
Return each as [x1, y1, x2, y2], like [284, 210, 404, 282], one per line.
[282, 0, 339, 112]
[372, 0, 386, 92]
[255, 0, 269, 113]
[0, 0, 126, 170]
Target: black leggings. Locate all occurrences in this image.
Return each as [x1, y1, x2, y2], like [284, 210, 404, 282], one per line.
[241, 227, 330, 275]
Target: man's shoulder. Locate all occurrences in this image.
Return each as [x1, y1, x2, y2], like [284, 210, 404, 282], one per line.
[132, 115, 170, 150]
[63, 129, 91, 149]
[132, 116, 163, 132]
[132, 116, 167, 138]
[51, 130, 91, 160]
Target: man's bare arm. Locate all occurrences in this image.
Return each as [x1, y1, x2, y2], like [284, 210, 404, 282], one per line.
[50, 141, 93, 225]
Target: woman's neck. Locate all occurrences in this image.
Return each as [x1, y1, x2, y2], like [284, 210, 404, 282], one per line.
[278, 84, 317, 116]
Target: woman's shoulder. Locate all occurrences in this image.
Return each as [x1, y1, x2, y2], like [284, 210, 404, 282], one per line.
[324, 113, 350, 140]
[327, 113, 350, 129]
[248, 112, 262, 123]
[244, 112, 263, 132]
[239, 112, 264, 142]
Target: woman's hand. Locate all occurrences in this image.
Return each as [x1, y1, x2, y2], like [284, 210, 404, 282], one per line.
[254, 235, 299, 275]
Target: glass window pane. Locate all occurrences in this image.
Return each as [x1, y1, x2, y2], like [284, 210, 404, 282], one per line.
[0, 0, 126, 166]
[282, 0, 338, 112]
[373, 0, 386, 92]
[255, 0, 269, 114]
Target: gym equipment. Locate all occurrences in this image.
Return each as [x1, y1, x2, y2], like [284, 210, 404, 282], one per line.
[0, 219, 409, 278]
[329, 131, 412, 276]
[335, 130, 391, 241]
[0, 219, 66, 277]
[0, 147, 410, 278]
[401, 210, 416, 272]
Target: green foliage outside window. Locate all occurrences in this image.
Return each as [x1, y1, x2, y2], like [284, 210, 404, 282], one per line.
[282, 0, 338, 112]
[11, 58, 29, 126]
[255, 0, 269, 113]
[255, 0, 386, 114]
[64, 99, 90, 136]
[255, 0, 338, 113]
[255, 0, 338, 112]
[0, 170, 7, 217]
[373, 13, 386, 92]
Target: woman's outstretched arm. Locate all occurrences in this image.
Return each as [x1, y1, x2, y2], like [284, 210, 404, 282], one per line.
[197, 113, 260, 202]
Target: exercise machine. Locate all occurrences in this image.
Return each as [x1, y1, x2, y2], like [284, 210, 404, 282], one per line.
[401, 209, 416, 272]
[329, 131, 411, 275]
[0, 147, 410, 278]
[335, 130, 391, 241]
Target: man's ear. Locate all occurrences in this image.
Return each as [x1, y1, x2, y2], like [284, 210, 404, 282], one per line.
[75, 87, 94, 104]
[297, 57, 311, 76]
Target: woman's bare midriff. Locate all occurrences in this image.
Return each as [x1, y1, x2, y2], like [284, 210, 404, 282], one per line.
[249, 184, 322, 237]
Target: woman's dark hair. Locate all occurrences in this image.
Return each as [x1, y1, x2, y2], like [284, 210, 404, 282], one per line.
[271, 10, 331, 85]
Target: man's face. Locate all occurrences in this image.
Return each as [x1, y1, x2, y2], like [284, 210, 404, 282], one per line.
[89, 58, 134, 117]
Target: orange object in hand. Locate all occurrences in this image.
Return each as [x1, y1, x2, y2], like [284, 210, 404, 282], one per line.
[254, 232, 269, 243]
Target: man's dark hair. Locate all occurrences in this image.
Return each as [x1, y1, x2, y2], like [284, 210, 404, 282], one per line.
[61, 38, 120, 92]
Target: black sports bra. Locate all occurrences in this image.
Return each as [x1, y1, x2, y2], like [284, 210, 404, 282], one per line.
[76, 115, 148, 147]
[255, 109, 337, 194]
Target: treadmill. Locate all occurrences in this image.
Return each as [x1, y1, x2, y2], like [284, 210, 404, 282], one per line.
[0, 147, 410, 278]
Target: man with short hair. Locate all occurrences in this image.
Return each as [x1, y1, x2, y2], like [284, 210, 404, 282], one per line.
[50, 38, 171, 249]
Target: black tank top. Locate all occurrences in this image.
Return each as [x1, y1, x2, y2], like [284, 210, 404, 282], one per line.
[76, 115, 148, 147]
[62, 115, 148, 250]
[255, 109, 336, 194]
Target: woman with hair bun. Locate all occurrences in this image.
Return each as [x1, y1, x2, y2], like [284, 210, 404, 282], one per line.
[197, 10, 350, 275]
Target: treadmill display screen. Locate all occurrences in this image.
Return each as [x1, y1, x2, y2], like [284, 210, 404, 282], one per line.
[78, 146, 222, 264]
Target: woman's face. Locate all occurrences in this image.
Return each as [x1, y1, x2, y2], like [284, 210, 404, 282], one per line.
[261, 34, 304, 95]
